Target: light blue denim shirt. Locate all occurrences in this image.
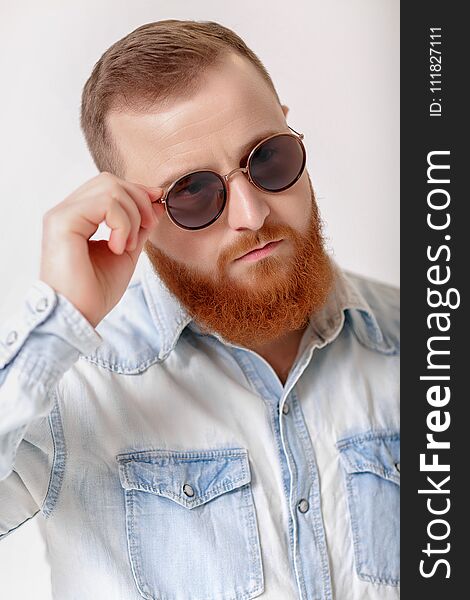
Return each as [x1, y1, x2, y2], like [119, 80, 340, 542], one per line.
[0, 253, 399, 600]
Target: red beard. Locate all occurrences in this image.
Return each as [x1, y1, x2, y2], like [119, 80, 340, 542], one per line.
[144, 176, 334, 349]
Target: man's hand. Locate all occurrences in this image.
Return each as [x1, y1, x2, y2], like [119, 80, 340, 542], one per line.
[39, 172, 163, 328]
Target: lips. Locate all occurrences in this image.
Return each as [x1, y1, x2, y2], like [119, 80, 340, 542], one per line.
[236, 239, 282, 260]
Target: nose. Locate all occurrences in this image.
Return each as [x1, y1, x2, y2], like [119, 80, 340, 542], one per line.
[224, 168, 271, 231]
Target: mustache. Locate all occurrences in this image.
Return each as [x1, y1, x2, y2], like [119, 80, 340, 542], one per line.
[218, 223, 295, 266]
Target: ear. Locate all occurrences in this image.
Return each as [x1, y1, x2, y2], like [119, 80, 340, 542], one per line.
[281, 104, 289, 118]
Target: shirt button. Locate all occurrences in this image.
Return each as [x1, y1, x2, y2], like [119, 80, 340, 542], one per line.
[182, 483, 195, 497]
[6, 330, 18, 345]
[282, 403, 290, 415]
[297, 498, 309, 513]
[35, 297, 49, 312]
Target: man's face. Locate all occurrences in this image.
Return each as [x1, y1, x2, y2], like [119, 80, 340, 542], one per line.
[107, 52, 333, 349]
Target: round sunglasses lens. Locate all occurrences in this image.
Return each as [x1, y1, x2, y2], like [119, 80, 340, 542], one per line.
[166, 171, 225, 230]
[249, 134, 305, 192]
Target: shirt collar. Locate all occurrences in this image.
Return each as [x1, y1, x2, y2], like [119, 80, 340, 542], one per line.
[139, 251, 394, 360]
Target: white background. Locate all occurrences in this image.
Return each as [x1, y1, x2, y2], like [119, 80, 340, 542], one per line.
[0, 1, 399, 596]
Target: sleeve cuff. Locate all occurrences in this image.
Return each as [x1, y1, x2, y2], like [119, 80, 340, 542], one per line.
[0, 280, 103, 369]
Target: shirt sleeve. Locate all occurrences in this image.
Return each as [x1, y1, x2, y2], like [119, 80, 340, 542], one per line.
[0, 279, 103, 520]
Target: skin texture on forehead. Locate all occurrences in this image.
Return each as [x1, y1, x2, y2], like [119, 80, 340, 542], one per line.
[106, 51, 334, 358]
[109, 51, 286, 190]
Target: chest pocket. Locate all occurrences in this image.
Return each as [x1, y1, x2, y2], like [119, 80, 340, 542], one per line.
[116, 447, 264, 600]
[336, 431, 400, 587]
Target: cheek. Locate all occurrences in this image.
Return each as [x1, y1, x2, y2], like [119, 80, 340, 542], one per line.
[278, 178, 312, 232]
[148, 224, 219, 271]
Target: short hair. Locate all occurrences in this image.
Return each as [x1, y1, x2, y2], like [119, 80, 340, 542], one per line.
[80, 19, 282, 177]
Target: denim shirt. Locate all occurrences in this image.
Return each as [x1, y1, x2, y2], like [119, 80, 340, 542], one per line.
[0, 252, 400, 600]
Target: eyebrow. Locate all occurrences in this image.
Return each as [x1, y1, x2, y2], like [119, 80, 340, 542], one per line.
[159, 128, 282, 189]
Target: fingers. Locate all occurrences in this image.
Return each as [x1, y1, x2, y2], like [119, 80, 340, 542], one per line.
[104, 199, 133, 255]
[124, 222, 154, 262]
[118, 179, 164, 230]
[109, 178, 165, 251]
[131, 181, 165, 206]
[53, 172, 165, 257]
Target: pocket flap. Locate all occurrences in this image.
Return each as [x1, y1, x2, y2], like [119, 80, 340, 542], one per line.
[336, 431, 400, 485]
[116, 447, 251, 509]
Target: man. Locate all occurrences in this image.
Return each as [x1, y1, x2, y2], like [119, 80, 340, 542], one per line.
[0, 19, 399, 600]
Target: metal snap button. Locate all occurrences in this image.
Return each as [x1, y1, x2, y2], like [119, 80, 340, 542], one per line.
[182, 483, 195, 497]
[282, 403, 290, 415]
[297, 498, 309, 513]
[6, 330, 18, 345]
[35, 297, 49, 312]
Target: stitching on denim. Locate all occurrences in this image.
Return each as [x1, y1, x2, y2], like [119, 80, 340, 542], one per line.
[10, 351, 63, 392]
[42, 395, 57, 515]
[0, 510, 40, 539]
[126, 490, 154, 599]
[336, 429, 400, 449]
[141, 267, 194, 362]
[338, 438, 400, 587]
[123, 472, 263, 599]
[241, 483, 265, 595]
[277, 399, 304, 599]
[116, 447, 247, 462]
[123, 470, 249, 507]
[42, 389, 67, 518]
[80, 354, 164, 373]
[117, 448, 251, 510]
[350, 473, 400, 586]
[347, 460, 400, 484]
[289, 388, 333, 600]
[346, 473, 367, 584]
[261, 394, 297, 592]
[336, 431, 400, 483]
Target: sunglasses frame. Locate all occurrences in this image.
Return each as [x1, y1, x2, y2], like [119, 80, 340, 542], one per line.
[152, 124, 306, 231]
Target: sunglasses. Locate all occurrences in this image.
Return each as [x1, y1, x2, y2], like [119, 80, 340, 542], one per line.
[150, 125, 307, 231]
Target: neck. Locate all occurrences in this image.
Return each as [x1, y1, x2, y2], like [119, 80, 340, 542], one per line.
[247, 323, 309, 385]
